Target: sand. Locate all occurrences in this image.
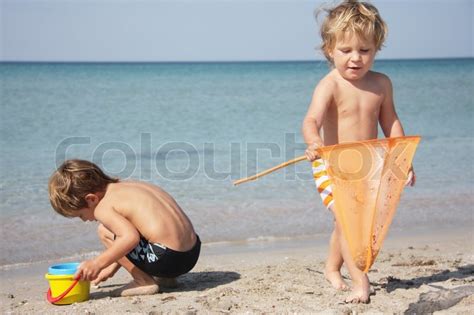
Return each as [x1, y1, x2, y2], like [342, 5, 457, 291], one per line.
[1, 228, 473, 314]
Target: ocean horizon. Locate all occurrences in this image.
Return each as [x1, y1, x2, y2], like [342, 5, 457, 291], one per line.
[1, 56, 473, 64]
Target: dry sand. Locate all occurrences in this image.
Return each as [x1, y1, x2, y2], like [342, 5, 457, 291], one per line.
[1, 229, 473, 314]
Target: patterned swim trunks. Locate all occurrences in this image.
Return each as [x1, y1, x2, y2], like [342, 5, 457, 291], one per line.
[125, 235, 201, 278]
[312, 158, 334, 209]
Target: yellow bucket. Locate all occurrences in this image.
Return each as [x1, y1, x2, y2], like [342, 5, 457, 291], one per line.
[45, 273, 90, 305]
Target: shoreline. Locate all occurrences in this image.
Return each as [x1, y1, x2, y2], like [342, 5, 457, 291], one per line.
[1, 227, 473, 314]
[3, 191, 474, 266]
[1, 225, 467, 270]
[0, 226, 470, 271]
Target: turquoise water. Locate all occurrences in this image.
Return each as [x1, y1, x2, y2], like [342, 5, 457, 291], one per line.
[1, 59, 473, 265]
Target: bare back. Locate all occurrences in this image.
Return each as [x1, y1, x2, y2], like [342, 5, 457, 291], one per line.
[98, 181, 196, 251]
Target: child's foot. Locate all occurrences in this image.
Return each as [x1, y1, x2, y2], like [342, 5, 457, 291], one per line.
[324, 270, 349, 290]
[345, 289, 370, 304]
[112, 281, 159, 297]
[344, 276, 370, 303]
[153, 277, 178, 288]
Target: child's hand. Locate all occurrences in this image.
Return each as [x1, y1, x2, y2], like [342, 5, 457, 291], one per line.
[305, 142, 322, 161]
[75, 259, 101, 281]
[405, 166, 416, 187]
[91, 262, 120, 286]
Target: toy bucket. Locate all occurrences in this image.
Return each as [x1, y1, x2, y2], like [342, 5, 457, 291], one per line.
[45, 263, 90, 305]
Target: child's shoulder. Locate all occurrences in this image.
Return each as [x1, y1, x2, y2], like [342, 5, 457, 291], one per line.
[108, 180, 167, 197]
[314, 70, 339, 91]
[97, 182, 133, 205]
[106, 181, 151, 194]
[368, 70, 392, 86]
[96, 181, 152, 210]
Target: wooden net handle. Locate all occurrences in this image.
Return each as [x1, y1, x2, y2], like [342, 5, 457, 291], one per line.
[233, 155, 307, 186]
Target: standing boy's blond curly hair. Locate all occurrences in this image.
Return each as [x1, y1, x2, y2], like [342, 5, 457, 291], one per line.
[48, 159, 118, 217]
[319, 0, 387, 63]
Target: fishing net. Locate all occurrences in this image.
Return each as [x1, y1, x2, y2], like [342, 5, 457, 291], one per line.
[317, 136, 421, 272]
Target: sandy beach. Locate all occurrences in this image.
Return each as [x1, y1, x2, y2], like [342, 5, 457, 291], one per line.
[1, 228, 472, 314]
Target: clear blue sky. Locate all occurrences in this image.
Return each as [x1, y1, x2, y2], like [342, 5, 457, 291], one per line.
[1, 0, 472, 62]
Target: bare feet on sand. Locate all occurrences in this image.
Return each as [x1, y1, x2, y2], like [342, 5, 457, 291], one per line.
[344, 276, 370, 304]
[112, 281, 159, 297]
[324, 270, 349, 291]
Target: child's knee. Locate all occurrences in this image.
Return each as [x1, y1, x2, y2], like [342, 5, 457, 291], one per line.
[97, 224, 114, 243]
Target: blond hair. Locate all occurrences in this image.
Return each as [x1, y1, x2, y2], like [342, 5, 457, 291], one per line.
[48, 159, 118, 217]
[319, 0, 387, 63]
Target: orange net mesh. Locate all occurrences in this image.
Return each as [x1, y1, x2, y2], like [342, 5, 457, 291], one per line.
[317, 136, 421, 272]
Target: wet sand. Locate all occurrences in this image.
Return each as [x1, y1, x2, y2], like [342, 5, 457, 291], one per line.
[1, 228, 473, 314]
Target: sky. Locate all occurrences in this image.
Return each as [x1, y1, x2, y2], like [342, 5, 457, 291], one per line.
[1, 0, 472, 62]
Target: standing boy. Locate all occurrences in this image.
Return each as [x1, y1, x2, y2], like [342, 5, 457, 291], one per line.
[302, 0, 415, 303]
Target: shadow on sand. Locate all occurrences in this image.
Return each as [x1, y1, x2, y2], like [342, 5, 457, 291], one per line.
[170, 271, 241, 292]
[372, 264, 474, 313]
[90, 270, 241, 299]
[404, 284, 474, 314]
[380, 264, 473, 293]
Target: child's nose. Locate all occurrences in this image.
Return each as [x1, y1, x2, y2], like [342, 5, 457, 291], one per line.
[351, 52, 362, 61]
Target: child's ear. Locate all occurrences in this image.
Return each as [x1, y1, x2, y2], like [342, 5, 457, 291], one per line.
[85, 193, 99, 207]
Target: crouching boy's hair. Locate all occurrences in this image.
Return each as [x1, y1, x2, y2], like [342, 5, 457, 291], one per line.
[49, 159, 118, 217]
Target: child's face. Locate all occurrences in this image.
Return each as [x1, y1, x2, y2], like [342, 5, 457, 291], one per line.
[329, 32, 376, 81]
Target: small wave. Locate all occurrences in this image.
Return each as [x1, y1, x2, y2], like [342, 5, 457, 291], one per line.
[0, 251, 101, 271]
[204, 233, 327, 247]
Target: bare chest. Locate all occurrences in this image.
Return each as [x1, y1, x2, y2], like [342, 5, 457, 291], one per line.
[332, 88, 383, 119]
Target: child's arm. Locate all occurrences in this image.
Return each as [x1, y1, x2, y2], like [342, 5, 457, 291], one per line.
[302, 79, 333, 161]
[76, 205, 140, 281]
[379, 74, 416, 186]
[378, 74, 405, 138]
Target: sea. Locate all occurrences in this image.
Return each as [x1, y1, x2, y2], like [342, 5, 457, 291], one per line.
[1, 58, 473, 266]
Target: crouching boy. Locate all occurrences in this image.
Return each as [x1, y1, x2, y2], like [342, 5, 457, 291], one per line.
[49, 159, 200, 297]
